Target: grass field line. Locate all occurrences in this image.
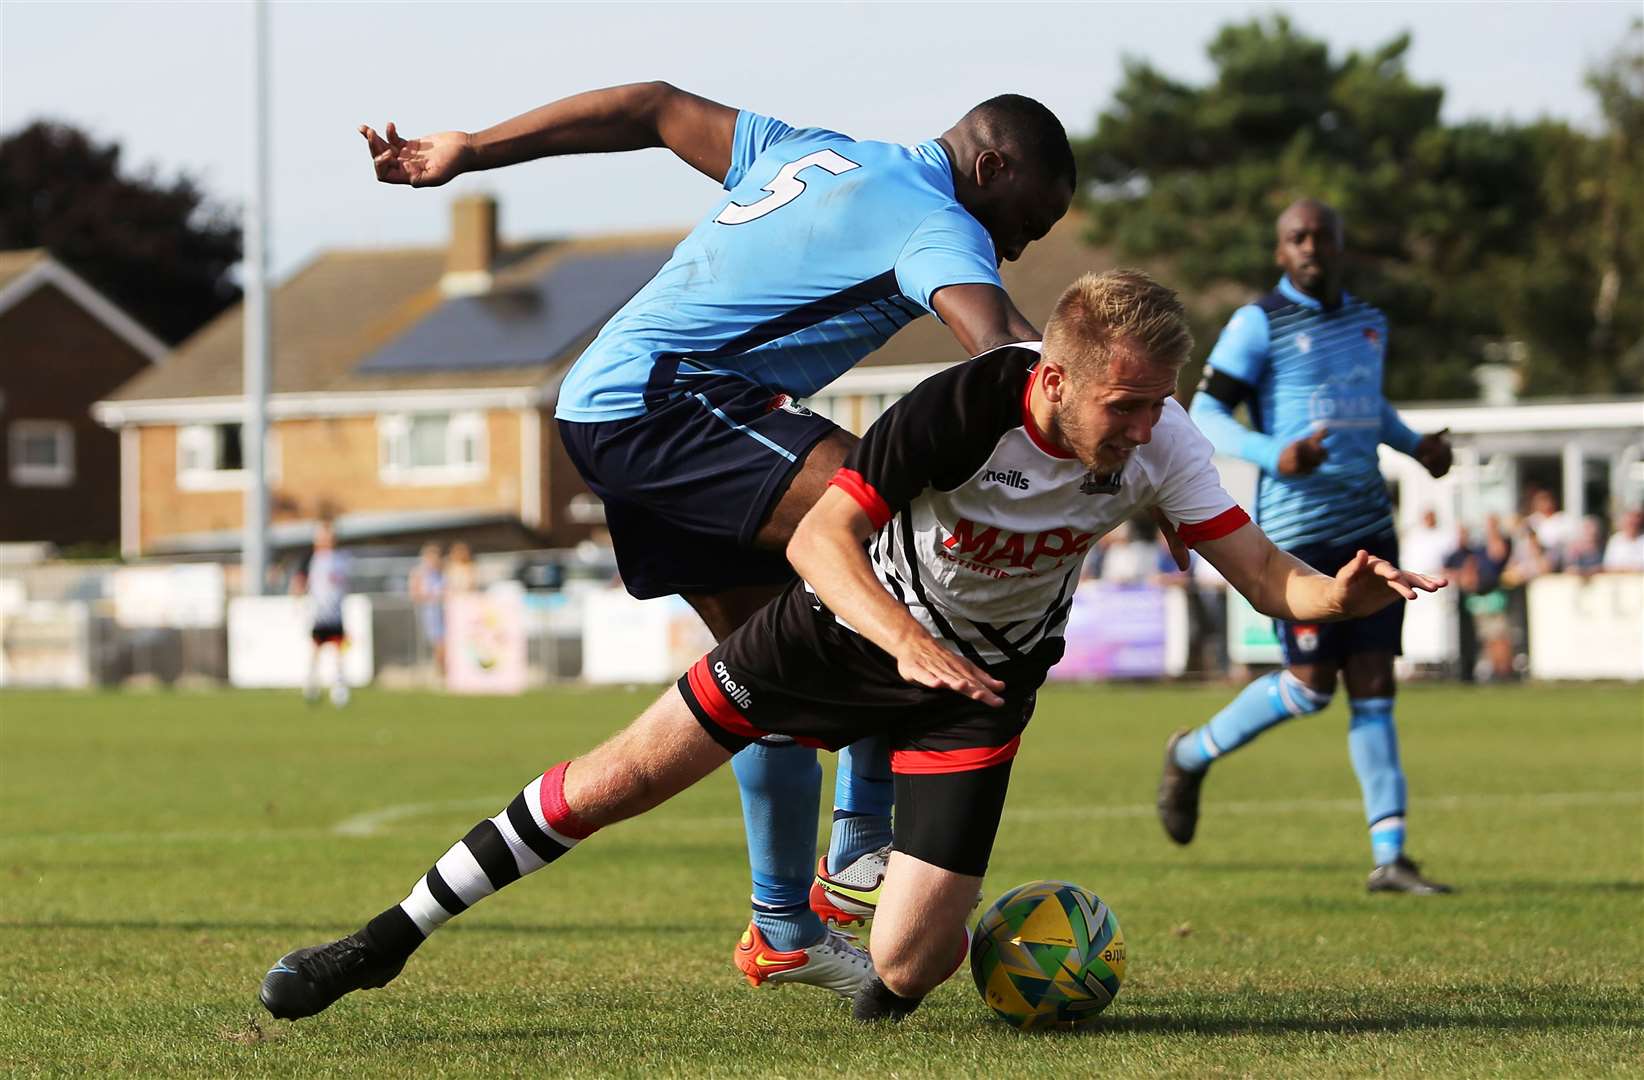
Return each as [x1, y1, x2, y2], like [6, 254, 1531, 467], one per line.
[322, 788, 1642, 836]
[0, 790, 1634, 848]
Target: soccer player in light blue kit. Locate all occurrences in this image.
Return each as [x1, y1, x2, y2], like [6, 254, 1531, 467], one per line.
[346, 83, 1076, 993]
[1160, 199, 1456, 894]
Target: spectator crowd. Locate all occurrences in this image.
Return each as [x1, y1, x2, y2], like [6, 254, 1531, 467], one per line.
[1412, 489, 1643, 682]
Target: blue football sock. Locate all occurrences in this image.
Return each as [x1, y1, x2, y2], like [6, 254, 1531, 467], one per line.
[750, 900, 818, 953]
[828, 736, 893, 873]
[731, 739, 825, 951]
[1348, 697, 1407, 865]
[1175, 670, 1333, 773]
[1370, 816, 1406, 867]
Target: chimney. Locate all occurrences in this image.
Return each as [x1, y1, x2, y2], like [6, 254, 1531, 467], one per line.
[441, 194, 497, 297]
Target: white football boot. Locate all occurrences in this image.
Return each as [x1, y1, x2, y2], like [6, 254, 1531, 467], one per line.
[809, 843, 891, 928]
[733, 923, 876, 997]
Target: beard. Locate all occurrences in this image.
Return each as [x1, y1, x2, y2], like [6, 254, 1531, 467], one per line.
[1048, 404, 1110, 473]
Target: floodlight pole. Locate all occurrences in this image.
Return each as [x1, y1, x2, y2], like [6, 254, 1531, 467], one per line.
[242, 0, 272, 596]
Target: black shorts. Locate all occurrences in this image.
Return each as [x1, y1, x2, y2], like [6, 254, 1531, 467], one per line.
[311, 622, 346, 645]
[677, 581, 1062, 875]
[558, 375, 840, 599]
[1276, 530, 1404, 665]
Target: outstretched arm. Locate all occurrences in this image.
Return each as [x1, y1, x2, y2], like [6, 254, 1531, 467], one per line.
[360, 82, 738, 188]
[1195, 521, 1446, 623]
[788, 487, 1005, 706]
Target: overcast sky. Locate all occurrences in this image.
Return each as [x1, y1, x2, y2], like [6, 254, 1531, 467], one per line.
[3, 1, 1636, 278]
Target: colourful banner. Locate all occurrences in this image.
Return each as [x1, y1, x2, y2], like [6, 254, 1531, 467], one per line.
[1051, 581, 1168, 680]
[445, 587, 529, 694]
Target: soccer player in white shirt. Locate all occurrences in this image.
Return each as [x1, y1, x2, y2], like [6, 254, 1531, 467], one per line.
[260, 271, 1443, 1024]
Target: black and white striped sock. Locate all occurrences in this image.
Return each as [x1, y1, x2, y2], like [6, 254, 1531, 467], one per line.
[362, 762, 596, 961]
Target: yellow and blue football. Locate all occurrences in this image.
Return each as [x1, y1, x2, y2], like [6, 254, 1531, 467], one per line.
[969, 879, 1126, 1030]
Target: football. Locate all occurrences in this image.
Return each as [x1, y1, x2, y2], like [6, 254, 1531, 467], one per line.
[969, 879, 1126, 1030]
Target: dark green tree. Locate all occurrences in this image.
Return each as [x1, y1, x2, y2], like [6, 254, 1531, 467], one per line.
[1077, 15, 1642, 399]
[0, 120, 242, 345]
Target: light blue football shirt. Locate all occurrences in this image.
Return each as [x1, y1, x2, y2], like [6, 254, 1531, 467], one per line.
[555, 110, 1003, 422]
[1188, 276, 1423, 550]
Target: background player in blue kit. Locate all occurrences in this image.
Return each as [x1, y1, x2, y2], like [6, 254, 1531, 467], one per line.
[356, 81, 1079, 990]
[1162, 198, 1456, 894]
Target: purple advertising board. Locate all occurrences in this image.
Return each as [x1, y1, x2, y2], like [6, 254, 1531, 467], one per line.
[1050, 581, 1168, 680]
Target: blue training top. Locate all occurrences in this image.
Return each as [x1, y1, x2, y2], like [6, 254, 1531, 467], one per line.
[555, 110, 1003, 422]
[1188, 275, 1422, 551]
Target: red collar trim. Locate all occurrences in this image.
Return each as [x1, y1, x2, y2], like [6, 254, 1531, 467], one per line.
[1021, 367, 1075, 459]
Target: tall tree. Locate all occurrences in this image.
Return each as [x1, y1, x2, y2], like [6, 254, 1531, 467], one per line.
[0, 120, 242, 345]
[1077, 15, 1641, 399]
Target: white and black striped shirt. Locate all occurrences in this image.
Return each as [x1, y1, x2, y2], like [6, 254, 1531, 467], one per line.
[826, 344, 1248, 668]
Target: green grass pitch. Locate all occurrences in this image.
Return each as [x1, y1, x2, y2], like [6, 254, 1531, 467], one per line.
[1, 683, 1640, 1077]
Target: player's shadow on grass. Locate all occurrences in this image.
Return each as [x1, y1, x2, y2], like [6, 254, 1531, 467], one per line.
[1512, 880, 1643, 894]
[1126, 859, 1360, 875]
[0, 918, 716, 936]
[1045, 987, 1644, 1038]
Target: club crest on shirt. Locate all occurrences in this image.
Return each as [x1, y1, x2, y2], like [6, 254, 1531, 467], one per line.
[767, 393, 813, 418]
[1080, 470, 1122, 495]
[1363, 327, 1383, 356]
[1295, 332, 1313, 354]
[1294, 624, 1320, 653]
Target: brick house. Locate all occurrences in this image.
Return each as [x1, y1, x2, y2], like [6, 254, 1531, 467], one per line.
[0, 250, 167, 547]
[94, 196, 1124, 559]
[94, 198, 681, 558]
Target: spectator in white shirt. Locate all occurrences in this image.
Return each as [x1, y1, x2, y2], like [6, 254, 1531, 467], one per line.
[1402, 507, 1452, 575]
[1602, 509, 1644, 571]
[1525, 488, 1576, 560]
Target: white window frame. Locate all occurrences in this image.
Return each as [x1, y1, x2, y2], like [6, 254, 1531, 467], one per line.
[176, 422, 279, 491]
[378, 410, 487, 486]
[8, 419, 75, 487]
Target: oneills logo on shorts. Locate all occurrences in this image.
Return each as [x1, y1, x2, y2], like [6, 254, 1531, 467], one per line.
[713, 660, 753, 709]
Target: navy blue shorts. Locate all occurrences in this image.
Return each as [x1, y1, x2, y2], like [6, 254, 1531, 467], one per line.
[1275, 530, 1404, 665]
[558, 375, 841, 599]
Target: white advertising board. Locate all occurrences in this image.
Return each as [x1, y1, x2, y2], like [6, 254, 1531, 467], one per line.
[1528, 573, 1644, 681]
[113, 564, 226, 628]
[0, 602, 91, 687]
[581, 589, 714, 684]
[1400, 590, 1459, 666]
[1226, 589, 1284, 666]
[228, 595, 373, 688]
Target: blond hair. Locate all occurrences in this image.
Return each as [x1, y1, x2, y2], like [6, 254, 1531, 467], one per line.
[1042, 269, 1193, 382]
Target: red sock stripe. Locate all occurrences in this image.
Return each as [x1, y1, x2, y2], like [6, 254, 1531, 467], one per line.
[539, 761, 597, 840]
[890, 737, 1021, 775]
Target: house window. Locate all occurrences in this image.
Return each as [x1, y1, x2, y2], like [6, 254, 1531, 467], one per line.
[379, 411, 487, 484]
[177, 422, 278, 490]
[8, 420, 74, 487]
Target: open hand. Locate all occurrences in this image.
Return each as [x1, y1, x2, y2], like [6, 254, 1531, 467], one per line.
[895, 636, 1006, 707]
[1278, 427, 1329, 477]
[359, 123, 473, 187]
[1414, 428, 1453, 479]
[1331, 549, 1447, 618]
